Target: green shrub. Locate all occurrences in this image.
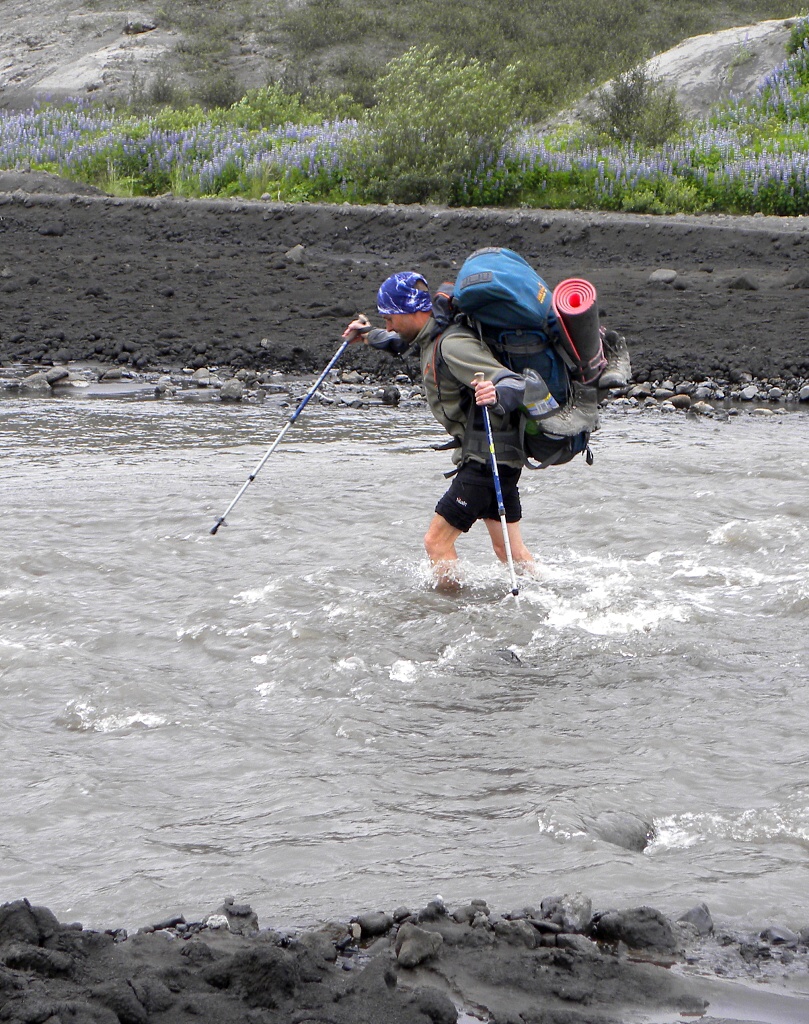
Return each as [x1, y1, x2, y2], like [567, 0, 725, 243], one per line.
[227, 83, 310, 127]
[787, 15, 809, 55]
[347, 45, 520, 203]
[149, 67, 188, 107]
[585, 64, 684, 145]
[228, 82, 362, 127]
[621, 178, 711, 214]
[280, 0, 364, 53]
[194, 70, 245, 110]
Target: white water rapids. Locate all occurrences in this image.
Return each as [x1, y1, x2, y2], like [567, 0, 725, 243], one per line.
[2, 388, 808, 934]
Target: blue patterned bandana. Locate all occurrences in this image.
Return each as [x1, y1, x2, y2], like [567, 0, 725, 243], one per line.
[376, 272, 433, 315]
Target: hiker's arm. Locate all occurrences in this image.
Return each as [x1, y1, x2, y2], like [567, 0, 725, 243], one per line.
[367, 328, 411, 355]
[441, 333, 524, 414]
[343, 319, 411, 355]
[490, 374, 532, 414]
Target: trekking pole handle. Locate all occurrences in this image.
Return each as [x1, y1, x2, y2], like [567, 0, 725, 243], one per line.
[472, 371, 496, 406]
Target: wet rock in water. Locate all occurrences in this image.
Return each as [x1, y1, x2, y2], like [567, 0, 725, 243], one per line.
[148, 913, 186, 931]
[20, 371, 51, 392]
[799, 385, 809, 401]
[494, 648, 522, 664]
[678, 902, 714, 936]
[355, 911, 393, 939]
[215, 896, 258, 934]
[394, 922, 443, 967]
[204, 913, 230, 930]
[380, 385, 400, 406]
[44, 366, 70, 386]
[100, 367, 123, 381]
[760, 924, 800, 947]
[415, 898, 448, 923]
[591, 906, 678, 952]
[452, 899, 490, 924]
[582, 809, 655, 852]
[540, 892, 593, 933]
[235, 368, 258, 386]
[740, 384, 759, 400]
[670, 393, 692, 410]
[219, 378, 245, 402]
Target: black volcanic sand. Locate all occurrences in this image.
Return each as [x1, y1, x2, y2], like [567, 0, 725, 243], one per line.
[3, 895, 809, 1024]
[1, 182, 809, 386]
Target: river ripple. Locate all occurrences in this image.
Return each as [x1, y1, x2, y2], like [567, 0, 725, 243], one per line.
[1, 392, 808, 932]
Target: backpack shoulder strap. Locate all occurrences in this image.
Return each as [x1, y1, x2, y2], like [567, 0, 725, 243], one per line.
[430, 321, 477, 401]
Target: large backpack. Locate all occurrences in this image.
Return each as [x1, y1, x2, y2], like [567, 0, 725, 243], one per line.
[435, 247, 592, 468]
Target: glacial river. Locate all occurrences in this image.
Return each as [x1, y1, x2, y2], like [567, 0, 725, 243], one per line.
[2, 386, 808, 935]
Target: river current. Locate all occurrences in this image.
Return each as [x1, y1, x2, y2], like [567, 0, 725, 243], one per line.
[2, 387, 808, 934]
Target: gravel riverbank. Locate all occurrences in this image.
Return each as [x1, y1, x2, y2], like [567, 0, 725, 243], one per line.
[3, 892, 809, 1024]
[1, 179, 809, 402]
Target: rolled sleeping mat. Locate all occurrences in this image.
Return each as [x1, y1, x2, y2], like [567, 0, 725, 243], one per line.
[552, 278, 606, 384]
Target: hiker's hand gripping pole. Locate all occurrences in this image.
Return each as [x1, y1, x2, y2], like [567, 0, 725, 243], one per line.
[473, 372, 520, 599]
[210, 336, 352, 535]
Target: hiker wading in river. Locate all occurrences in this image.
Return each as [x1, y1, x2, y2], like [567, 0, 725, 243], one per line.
[344, 272, 543, 590]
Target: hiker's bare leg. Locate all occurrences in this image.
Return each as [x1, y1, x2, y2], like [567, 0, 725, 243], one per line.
[424, 514, 464, 591]
[484, 519, 538, 573]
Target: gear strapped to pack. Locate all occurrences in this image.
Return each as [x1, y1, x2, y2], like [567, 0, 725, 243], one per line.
[430, 252, 599, 471]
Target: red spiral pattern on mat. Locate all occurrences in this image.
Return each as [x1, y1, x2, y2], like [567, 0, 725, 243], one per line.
[553, 278, 597, 314]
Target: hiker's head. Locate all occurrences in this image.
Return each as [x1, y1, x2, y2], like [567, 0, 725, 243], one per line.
[377, 271, 432, 342]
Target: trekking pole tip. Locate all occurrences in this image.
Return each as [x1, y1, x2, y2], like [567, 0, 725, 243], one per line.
[210, 519, 224, 535]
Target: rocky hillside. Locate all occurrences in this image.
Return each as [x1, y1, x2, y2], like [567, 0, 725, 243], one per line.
[0, 2, 801, 113]
[0, 1, 278, 110]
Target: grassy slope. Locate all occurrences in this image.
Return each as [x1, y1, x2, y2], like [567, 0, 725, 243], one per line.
[141, 0, 801, 113]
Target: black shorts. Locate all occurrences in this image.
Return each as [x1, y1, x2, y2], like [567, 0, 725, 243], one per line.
[435, 460, 522, 533]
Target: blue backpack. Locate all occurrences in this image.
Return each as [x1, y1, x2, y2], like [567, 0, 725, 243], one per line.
[453, 247, 570, 404]
[435, 247, 592, 467]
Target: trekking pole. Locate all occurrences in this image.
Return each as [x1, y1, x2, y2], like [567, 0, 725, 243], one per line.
[473, 373, 520, 599]
[210, 337, 351, 535]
